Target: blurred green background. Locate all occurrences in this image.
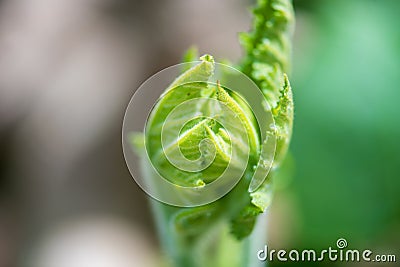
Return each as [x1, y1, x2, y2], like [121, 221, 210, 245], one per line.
[272, 0, 400, 265]
[293, 0, 400, 246]
[0, 0, 398, 266]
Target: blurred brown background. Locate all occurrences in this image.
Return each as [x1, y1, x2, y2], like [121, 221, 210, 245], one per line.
[0, 0, 399, 266]
[0, 1, 251, 266]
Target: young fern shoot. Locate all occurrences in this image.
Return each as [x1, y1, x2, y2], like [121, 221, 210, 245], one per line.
[131, 0, 294, 266]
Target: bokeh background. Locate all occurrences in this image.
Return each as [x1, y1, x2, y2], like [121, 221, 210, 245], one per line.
[0, 0, 399, 266]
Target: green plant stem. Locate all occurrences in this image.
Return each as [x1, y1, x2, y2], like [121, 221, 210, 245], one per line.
[139, 151, 268, 267]
[150, 200, 268, 267]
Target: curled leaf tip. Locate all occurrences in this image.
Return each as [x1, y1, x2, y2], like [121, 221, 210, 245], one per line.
[200, 54, 214, 63]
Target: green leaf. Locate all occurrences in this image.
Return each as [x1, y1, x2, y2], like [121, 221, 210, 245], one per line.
[135, 0, 295, 244]
[146, 55, 260, 188]
[230, 205, 262, 240]
[272, 73, 294, 166]
[240, 0, 294, 76]
[250, 181, 272, 212]
[228, 0, 295, 239]
[173, 204, 221, 238]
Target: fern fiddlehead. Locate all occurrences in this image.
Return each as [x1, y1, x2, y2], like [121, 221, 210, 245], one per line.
[127, 0, 295, 266]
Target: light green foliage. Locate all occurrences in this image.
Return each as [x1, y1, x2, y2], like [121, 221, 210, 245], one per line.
[231, 0, 294, 237]
[146, 55, 260, 187]
[240, 0, 294, 74]
[135, 0, 295, 265]
[145, 0, 293, 239]
[239, 0, 294, 172]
